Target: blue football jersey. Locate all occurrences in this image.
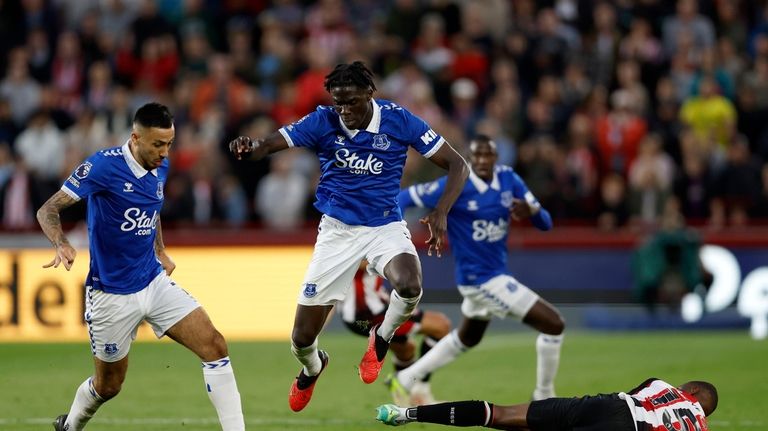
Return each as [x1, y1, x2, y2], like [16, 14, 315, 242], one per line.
[399, 166, 552, 285]
[61, 142, 165, 294]
[279, 99, 444, 226]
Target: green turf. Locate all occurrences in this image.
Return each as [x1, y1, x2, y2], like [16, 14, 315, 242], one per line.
[0, 330, 764, 430]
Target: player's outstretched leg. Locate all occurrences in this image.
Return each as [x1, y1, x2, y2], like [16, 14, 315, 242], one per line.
[359, 324, 389, 384]
[289, 350, 330, 412]
[375, 401, 498, 428]
[532, 333, 563, 400]
[363, 254, 423, 384]
[58, 376, 108, 430]
[361, 291, 422, 383]
[165, 307, 245, 430]
[201, 356, 245, 428]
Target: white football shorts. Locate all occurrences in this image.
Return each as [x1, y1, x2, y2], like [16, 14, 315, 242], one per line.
[458, 274, 539, 321]
[298, 215, 418, 306]
[85, 271, 200, 362]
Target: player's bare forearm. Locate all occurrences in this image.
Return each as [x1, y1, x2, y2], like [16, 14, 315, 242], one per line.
[154, 218, 165, 255]
[154, 218, 176, 274]
[229, 131, 289, 161]
[421, 143, 469, 256]
[429, 143, 469, 214]
[36, 190, 76, 247]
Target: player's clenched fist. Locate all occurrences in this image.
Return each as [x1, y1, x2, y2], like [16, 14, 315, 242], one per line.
[229, 135, 256, 160]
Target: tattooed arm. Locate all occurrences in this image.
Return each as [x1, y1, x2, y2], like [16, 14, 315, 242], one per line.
[154, 218, 176, 275]
[36, 190, 78, 270]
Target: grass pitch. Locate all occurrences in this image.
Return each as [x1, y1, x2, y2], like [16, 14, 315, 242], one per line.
[0, 330, 764, 430]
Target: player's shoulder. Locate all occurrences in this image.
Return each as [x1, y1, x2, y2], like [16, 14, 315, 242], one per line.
[375, 99, 406, 112]
[495, 164, 519, 181]
[286, 107, 335, 129]
[95, 145, 125, 160]
[627, 377, 662, 394]
[87, 146, 125, 169]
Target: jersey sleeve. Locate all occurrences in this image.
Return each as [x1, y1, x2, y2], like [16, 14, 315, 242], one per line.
[399, 178, 447, 211]
[278, 108, 327, 150]
[61, 154, 107, 201]
[400, 108, 445, 159]
[510, 171, 553, 231]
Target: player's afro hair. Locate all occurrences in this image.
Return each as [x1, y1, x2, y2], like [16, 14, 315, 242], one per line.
[133, 102, 174, 129]
[324, 61, 377, 92]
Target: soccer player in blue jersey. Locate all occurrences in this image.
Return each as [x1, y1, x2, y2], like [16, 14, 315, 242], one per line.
[229, 61, 469, 412]
[389, 135, 565, 402]
[37, 103, 245, 431]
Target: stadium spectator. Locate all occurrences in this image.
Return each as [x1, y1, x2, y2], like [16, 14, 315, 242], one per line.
[710, 135, 763, 227]
[255, 151, 310, 230]
[228, 61, 469, 412]
[13, 109, 66, 200]
[594, 89, 648, 177]
[392, 136, 564, 402]
[662, 0, 715, 58]
[679, 76, 737, 162]
[50, 30, 85, 115]
[627, 133, 676, 228]
[0, 47, 41, 127]
[37, 102, 245, 431]
[376, 378, 717, 431]
[339, 262, 451, 406]
[189, 54, 253, 128]
[597, 172, 629, 230]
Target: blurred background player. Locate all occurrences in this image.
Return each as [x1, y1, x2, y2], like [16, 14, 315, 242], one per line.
[37, 103, 244, 431]
[229, 61, 469, 412]
[390, 135, 564, 402]
[339, 260, 452, 405]
[376, 377, 718, 431]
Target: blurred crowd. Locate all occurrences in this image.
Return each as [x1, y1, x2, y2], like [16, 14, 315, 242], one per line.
[2, 0, 768, 232]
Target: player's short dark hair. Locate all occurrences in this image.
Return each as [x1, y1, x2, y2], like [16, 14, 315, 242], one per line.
[324, 61, 377, 92]
[133, 102, 173, 129]
[692, 381, 718, 415]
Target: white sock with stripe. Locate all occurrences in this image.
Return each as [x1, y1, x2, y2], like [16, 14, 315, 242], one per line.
[534, 333, 563, 399]
[396, 329, 468, 391]
[291, 338, 322, 376]
[202, 357, 245, 431]
[64, 377, 104, 430]
[379, 290, 422, 341]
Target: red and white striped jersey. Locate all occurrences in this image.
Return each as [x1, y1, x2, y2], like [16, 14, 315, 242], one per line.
[620, 378, 709, 431]
[340, 269, 389, 325]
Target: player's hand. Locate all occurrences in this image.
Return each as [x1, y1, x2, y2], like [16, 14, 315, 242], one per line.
[420, 209, 448, 257]
[510, 198, 537, 221]
[157, 251, 176, 275]
[228, 136, 257, 160]
[43, 244, 76, 271]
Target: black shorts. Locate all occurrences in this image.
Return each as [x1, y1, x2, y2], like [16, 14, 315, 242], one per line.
[526, 393, 634, 431]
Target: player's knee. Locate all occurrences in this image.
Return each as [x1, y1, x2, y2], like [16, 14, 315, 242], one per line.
[210, 330, 229, 358]
[291, 329, 315, 348]
[93, 380, 122, 400]
[457, 328, 481, 348]
[391, 276, 422, 298]
[545, 314, 565, 335]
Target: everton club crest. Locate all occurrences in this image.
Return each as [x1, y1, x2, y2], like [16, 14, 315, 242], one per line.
[156, 181, 164, 199]
[372, 134, 391, 150]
